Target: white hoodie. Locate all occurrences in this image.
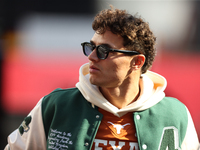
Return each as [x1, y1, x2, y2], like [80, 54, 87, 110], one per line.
[76, 63, 166, 117]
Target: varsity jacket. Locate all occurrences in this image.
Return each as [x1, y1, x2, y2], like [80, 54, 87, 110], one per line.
[5, 63, 199, 150]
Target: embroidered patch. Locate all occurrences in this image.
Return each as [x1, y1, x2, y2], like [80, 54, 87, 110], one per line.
[158, 126, 181, 150]
[18, 116, 32, 135]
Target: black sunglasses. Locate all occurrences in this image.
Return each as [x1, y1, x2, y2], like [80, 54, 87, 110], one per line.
[81, 42, 140, 60]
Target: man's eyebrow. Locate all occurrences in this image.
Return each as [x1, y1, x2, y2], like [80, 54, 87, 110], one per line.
[90, 40, 95, 45]
[90, 40, 112, 48]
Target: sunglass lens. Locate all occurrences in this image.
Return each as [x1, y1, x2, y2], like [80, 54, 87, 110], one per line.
[97, 46, 108, 59]
[84, 43, 93, 56]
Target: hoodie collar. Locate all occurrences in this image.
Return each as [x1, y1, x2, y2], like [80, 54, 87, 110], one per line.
[76, 63, 167, 117]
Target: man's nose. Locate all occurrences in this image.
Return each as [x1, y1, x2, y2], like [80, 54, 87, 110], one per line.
[88, 49, 99, 61]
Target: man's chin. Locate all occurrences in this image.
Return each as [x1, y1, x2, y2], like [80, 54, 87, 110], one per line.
[90, 80, 98, 86]
[89, 77, 101, 86]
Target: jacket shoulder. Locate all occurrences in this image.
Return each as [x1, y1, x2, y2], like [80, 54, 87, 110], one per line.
[41, 88, 86, 137]
[42, 88, 81, 104]
[160, 96, 186, 112]
[150, 96, 187, 123]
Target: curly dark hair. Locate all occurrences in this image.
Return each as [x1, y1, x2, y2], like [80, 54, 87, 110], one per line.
[92, 7, 156, 74]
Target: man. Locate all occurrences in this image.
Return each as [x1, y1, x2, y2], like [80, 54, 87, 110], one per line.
[5, 7, 199, 150]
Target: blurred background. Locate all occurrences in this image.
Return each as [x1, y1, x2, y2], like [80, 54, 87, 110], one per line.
[0, 0, 200, 148]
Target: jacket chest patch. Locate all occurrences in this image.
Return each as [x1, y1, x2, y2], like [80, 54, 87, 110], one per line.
[47, 128, 73, 149]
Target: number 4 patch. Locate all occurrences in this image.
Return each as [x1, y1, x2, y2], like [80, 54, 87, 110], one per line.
[158, 126, 181, 150]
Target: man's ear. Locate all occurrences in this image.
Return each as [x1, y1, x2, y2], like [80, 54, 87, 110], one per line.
[131, 54, 145, 70]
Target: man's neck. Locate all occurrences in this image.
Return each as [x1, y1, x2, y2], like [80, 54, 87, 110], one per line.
[99, 80, 140, 109]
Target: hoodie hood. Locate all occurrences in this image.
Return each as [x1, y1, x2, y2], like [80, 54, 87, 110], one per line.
[76, 63, 167, 117]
